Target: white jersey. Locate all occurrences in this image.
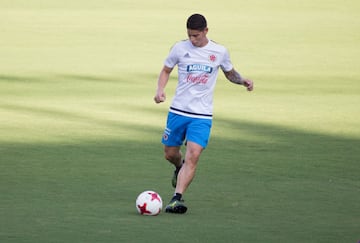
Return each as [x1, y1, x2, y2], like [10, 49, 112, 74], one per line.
[164, 39, 233, 119]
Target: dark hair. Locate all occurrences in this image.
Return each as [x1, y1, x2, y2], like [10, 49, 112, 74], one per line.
[186, 14, 207, 31]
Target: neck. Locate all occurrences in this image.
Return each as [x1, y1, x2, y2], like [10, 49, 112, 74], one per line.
[199, 38, 209, 47]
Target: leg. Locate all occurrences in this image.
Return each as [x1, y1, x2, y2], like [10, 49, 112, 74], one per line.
[165, 141, 203, 214]
[175, 141, 203, 194]
[164, 145, 184, 188]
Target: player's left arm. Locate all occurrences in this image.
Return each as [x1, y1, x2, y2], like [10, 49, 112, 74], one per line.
[223, 68, 254, 91]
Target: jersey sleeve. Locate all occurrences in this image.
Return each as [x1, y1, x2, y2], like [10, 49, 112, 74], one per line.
[220, 48, 233, 72]
[164, 43, 180, 68]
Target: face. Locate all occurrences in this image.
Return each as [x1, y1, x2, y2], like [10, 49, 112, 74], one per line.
[187, 28, 208, 47]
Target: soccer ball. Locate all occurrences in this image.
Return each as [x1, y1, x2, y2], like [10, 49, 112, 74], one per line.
[136, 190, 163, 216]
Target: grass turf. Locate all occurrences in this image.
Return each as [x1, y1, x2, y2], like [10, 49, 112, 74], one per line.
[1, 0, 359, 242]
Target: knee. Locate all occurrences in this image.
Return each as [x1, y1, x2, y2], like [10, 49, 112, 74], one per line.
[187, 149, 201, 162]
[164, 148, 181, 162]
[184, 142, 203, 166]
[189, 150, 201, 160]
[164, 152, 175, 162]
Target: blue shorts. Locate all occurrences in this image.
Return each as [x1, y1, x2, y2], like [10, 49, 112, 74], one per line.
[162, 112, 212, 148]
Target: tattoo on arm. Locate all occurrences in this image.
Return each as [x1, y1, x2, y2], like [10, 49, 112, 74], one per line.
[223, 69, 244, 85]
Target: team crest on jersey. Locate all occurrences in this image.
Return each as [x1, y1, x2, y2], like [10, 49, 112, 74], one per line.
[209, 54, 216, 62]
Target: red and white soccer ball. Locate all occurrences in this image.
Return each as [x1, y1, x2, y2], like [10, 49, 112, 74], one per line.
[136, 190, 163, 216]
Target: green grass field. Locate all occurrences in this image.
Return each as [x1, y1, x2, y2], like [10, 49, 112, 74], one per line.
[1, 0, 359, 242]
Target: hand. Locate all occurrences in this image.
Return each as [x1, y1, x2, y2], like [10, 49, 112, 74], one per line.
[243, 79, 254, 91]
[154, 91, 166, 103]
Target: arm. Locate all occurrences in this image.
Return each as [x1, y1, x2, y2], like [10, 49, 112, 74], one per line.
[154, 66, 173, 103]
[223, 68, 254, 91]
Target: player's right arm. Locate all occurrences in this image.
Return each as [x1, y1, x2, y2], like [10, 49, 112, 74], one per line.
[154, 66, 173, 103]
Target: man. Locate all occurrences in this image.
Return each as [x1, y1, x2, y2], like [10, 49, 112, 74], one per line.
[154, 13, 254, 214]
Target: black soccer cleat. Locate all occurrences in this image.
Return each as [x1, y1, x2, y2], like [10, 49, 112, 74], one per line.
[165, 199, 187, 214]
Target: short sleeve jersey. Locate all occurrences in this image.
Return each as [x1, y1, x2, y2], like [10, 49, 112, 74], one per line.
[164, 39, 233, 119]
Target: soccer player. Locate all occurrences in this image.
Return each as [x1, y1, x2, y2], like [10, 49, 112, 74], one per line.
[154, 13, 254, 214]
